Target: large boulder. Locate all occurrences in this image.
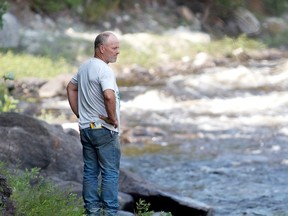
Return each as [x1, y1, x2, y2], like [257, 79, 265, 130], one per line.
[233, 7, 261, 35]
[0, 112, 83, 182]
[0, 13, 20, 48]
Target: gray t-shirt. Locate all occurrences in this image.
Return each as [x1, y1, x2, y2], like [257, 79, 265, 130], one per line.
[71, 58, 120, 132]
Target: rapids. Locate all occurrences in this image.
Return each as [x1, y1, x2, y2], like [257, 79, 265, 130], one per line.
[119, 58, 288, 216]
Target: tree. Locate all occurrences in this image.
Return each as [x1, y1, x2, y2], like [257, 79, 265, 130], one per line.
[0, 0, 8, 28]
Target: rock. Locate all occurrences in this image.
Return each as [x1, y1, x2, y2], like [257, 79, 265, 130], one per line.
[232, 48, 251, 62]
[0, 13, 20, 48]
[14, 77, 47, 99]
[119, 169, 214, 216]
[39, 74, 72, 98]
[0, 112, 83, 182]
[249, 48, 285, 61]
[118, 192, 134, 212]
[263, 17, 287, 34]
[121, 126, 167, 145]
[0, 174, 16, 216]
[233, 7, 261, 35]
[177, 6, 195, 22]
[118, 210, 134, 216]
[177, 6, 202, 30]
[192, 52, 215, 70]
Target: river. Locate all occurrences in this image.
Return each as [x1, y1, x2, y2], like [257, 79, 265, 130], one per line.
[119, 58, 288, 216]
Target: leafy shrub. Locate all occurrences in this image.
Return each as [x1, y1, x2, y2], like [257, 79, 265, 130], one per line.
[0, 164, 85, 216]
[0, 74, 18, 113]
[81, 0, 120, 23]
[135, 199, 172, 216]
[263, 0, 288, 16]
[0, 0, 7, 28]
[30, 0, 82, 13]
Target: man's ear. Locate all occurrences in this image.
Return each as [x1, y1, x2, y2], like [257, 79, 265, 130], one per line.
[100, 45, 105, 54]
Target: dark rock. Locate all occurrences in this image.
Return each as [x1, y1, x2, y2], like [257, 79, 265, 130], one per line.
[0, 174, 16, 216]
[118, 192, 134, 212]
[119, 169, 214, 216]
[0, 112, 83, 182]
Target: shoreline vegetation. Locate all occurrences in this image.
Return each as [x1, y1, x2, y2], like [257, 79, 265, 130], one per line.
[0, 34, 266, 80]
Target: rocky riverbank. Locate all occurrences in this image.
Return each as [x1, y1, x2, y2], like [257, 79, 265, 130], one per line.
[1, 1, 288, 215]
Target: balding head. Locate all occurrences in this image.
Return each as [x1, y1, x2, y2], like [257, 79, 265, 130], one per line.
[94, 31, 120, 64]
[94, 32, 114, 50]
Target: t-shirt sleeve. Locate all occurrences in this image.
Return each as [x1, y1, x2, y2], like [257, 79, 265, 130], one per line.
[71, 73, 78, 85]
[100, 70, 115, 92]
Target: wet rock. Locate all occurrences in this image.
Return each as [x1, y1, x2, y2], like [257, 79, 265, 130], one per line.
[118, 210, 134, 216]
[119, 169, 214, 216]
[121, 126, 167, 145]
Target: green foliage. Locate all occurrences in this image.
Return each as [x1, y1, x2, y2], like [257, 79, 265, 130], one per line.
[81, 0, 120, 23]
[0, 51, 75, 79]
[214, 0, 288, 16]
[135, 199, 154, 216]
[262, 30, 288, 47]
[0, 0, 7, 28]
[215, 0, 244, 9]
[0, 75, 18, 113]
[30, 0, 82, 13]
[263, 0, 288, 16]
[135, 199, 172, 216]
[0, 163, 85, 216]
[29, 0, 121, 23]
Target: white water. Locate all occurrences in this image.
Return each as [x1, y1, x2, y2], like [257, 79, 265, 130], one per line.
[120, 59, 288, 215]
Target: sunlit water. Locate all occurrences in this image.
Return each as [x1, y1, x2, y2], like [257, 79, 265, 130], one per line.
[119, 59, 288, 216]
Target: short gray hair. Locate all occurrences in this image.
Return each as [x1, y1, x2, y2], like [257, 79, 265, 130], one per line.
[94, 31, 113, 50]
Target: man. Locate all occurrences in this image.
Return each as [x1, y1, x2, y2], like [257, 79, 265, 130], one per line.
[67, 31, 121, 216]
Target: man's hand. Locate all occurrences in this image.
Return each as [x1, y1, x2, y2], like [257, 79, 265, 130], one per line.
[99, 115, 118, 128]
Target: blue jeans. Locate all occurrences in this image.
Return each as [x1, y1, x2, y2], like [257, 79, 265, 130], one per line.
[80, 127, 121, 216]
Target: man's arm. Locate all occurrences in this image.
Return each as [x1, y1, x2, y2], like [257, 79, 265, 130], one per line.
[100, 89, 118, 128]
[66, 81, 79, 118]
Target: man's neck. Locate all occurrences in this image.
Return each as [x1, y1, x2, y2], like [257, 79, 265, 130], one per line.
[94, 54, 108, 64]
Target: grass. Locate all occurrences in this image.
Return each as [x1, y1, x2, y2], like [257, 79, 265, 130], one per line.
[0, 51, 76, 79]
[0, 34, 266, 80]
[0, 163, 85, 216]
[0, 163, 173, 216]
[118, 34, 266, 68]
